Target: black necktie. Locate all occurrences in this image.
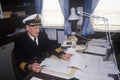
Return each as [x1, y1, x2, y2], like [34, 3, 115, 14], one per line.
[34, 38, 37, 45]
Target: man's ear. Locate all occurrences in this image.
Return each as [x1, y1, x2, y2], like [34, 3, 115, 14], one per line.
[26, 25, 29, 31]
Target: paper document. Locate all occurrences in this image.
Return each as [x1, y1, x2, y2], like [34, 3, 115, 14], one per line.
[30, 77, 43, 80]
[40, 58, 69, 73]
[84, 54, 107, 76]
[65, 48, 78, 55]
[41, 69, 70, 79]
[40, 53, 87, 74]
[69, 53, 87, 71]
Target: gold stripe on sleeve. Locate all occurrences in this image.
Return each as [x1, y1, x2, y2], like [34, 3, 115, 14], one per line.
[55, 47, 62, 53]
[20, 62, 27, 71]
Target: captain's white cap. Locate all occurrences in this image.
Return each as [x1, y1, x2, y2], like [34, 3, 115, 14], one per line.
[23, 14, 42, 26]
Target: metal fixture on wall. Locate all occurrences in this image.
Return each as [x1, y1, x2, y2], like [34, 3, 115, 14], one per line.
[75, 7, 111, 47]
[69, 7, 111, 47]
[68, 7, 79, 35]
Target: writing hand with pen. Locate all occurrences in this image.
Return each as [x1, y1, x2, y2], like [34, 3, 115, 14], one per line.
[28, 63, 42, 73]
[27, 53, 73, 73]
[27, 56, 45, 73]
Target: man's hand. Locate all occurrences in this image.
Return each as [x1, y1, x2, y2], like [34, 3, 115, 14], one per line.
[61, 54, 73, 61]
[28, 63, 42, 73]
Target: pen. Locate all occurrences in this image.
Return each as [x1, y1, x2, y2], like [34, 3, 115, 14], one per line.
[41, 65, 46, 68]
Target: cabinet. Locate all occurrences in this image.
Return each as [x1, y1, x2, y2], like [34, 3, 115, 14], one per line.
[0, 42, 16, 80]
[1, 0, 35, 17]
[0, 0, 35, 37]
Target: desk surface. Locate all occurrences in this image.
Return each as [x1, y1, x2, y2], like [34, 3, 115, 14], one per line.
[24, 72, 67, 80]
[24, 40, 120, 80]
[24, 55, 120, 80]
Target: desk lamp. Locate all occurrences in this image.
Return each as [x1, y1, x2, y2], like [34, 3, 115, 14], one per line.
[68, 7, 79, 21]
[68, 7, 112, 46]
[68, 7, 79, 35]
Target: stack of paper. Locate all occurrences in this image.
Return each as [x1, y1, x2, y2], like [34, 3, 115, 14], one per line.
[40, 53, 87, 74]
[84, 45, 107, 55]
[88, 39, 108, 47]
[40, 58, 69, 74]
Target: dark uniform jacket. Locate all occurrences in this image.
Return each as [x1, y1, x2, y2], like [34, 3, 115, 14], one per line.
[14, 31, 64, 79]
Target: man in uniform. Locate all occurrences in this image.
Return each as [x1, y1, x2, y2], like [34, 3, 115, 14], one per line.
[14, 14, 72, 79]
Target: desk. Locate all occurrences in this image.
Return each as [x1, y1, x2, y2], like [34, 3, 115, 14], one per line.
[24, 54, 120, 80]
[24, 72, 67, 80]
[24, 42, 120, 80]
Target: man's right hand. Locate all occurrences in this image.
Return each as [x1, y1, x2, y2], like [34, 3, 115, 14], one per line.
[28, 63, 42, 73]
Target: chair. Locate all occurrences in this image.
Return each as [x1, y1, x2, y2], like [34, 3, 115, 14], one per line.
[11, 48, 50, 80]
[11, 49, 23, 80]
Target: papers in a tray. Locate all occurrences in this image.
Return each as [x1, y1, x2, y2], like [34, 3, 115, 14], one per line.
[88, 39, 108, 47]
[84, 45, 107, 55]
[85, 39, 108, 55]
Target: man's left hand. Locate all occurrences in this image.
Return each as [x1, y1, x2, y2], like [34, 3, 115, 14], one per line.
[61, 54, 73, 61]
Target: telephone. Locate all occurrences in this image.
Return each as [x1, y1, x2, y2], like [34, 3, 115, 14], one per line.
[67, 36, 78, 43]
[62, 41, 76, 47]
[61, 36, 78, 48]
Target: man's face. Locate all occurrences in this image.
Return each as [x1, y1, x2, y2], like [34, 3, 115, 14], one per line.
[26, 25, 40, 37]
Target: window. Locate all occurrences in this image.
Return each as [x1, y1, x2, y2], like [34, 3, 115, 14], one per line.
[41, 0, 64, 28]
[92, 0, 120, 32]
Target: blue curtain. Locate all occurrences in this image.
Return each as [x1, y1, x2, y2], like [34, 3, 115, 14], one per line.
[34, 0, 43, 31]
[64, 0, 72, 35]
[34, 0, 43, 13]
[81, 0, 99, 36]
[59, 0, 72, 35]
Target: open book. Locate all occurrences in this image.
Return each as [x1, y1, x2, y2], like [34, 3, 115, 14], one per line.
[40, 51, 87, 74]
